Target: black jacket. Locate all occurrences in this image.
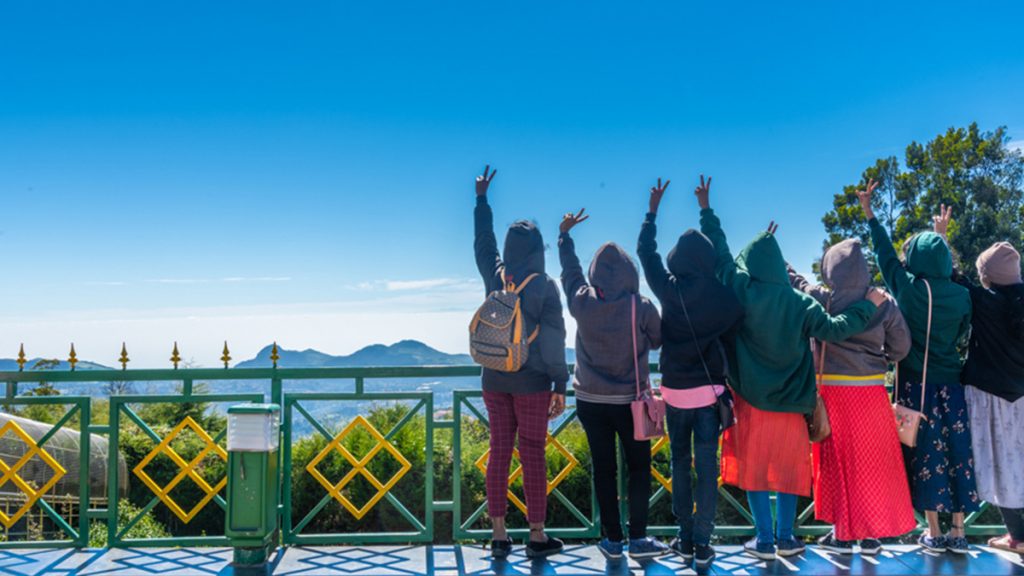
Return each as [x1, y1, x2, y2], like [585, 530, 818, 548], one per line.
[959, 277, 1024, 403]
[637, 212, 744, 390]
[474, 196, 569, 394]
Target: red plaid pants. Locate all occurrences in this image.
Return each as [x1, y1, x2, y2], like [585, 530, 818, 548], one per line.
[482, 390, 552, 524]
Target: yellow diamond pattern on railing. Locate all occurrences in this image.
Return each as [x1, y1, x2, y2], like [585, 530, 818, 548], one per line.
[650, 434, 672, 493]
[0, 421, 66, 529]
[133, 416, 228, 524]
[474, 433, 579, 515]
[306, 415, 412, 520]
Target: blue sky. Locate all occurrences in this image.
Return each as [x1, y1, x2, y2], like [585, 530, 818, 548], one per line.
[1, 1, 1022, 366]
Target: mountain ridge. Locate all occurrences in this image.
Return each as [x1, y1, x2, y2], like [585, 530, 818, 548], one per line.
[235, 339, 474, 368]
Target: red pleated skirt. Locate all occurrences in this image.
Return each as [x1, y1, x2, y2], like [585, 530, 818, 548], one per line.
[812, 383, 917, 540]
[721, 393, 812, 497]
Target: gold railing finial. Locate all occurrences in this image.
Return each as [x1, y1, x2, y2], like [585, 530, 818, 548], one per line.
[119, 343, 130, 371]
[271, 342, 280, 369]
[171, 342, 181, 370]
[68, 344, 78, 372]
[16, 344, 26, 372]
[221, 341, 231, 369]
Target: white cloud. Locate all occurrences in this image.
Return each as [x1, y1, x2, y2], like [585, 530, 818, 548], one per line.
[221, 276, 291, 283]
[1008, 140, 1024, 154]
[146, 277, 291, 285]
[384, 278, 476, 291]
[344, 277, 481, 293]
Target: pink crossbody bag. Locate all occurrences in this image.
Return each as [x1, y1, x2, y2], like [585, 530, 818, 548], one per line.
[630, 295, 666, 440]
[893, 279, 932, 448]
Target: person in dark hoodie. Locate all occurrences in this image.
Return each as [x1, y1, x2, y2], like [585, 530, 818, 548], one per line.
[557, 208, 668, 561]
[473, 166, 569, 559]
[697, 175, 887, 561]
[857, 182, 978, 555]
[637, 178, 743, 568]
[788, 240, 916, 554]
[933, 206, 1024, 555]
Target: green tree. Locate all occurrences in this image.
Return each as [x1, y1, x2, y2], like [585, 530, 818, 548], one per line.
[821, 123, 1024, 283]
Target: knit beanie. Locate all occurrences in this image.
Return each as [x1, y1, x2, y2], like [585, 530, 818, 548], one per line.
[976, 241, 1022, 288]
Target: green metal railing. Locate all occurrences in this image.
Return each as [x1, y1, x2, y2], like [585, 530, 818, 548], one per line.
[0, 362, 1005, 550]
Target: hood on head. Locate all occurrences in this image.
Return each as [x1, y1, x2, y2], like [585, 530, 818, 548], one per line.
[667, 229, 716, 278]
[503, 220, 545, 282]
[588, 242, 639, 299]
[736, 232, 788, 285]
[822, 238, 870, 291]
[903, 232, 953, 279]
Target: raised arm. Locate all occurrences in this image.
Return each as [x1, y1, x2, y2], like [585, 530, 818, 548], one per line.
[637, 178, 673, 300]
[473, 166, 502, 291]
[787, 263, 828, 305]
[803, 288, 885, 342]
[858, 178, 913, 297]
[558, 208, 590, 313]
[695, 175, 741, 287]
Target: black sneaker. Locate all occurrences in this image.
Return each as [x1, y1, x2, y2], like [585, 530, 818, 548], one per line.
[818, 532, 855, 554]
[491, 538, 513, 559]
[859, 538, 882, 555]
[669, 537, 694, 560]
[526, 536, 564, 558]
[694, 544, 716, 567]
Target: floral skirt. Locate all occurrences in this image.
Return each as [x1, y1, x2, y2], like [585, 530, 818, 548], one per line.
[897, 378, 981, 513]
[813, 382, 917, 540]
[721, 393, 812, 497]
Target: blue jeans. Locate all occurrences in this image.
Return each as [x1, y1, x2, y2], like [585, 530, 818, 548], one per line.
[666, 403, 720, 545]
[747, 491, 798, 544]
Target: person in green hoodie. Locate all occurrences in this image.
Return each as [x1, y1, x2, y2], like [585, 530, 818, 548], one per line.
[696, 175, 887, 561]
[857, 180, 979, 555]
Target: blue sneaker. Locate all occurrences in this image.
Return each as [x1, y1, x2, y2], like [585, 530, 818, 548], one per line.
[743, 537, 776, 560]
[627, 536, 670, 559]
[669, 537, 694, 560]
[597, 538, 624, 560]
[918, 533, 947, 553]
[776, 537, 806, 557]
[946, 535, 969, 554]
[694, 544, 716, 567]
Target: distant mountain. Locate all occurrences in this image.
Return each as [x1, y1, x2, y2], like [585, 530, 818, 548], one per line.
[0, 358, 111, 372]
[235, 340, 474, 368]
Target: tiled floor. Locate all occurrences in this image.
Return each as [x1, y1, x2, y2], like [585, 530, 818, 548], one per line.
[0, 544, 1020, 575]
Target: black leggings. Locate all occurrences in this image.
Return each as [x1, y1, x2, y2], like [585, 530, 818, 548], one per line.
[576, 400, 651, 541]
[1001, 507, 1024, 541]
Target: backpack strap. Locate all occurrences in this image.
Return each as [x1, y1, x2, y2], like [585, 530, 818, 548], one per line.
[509, 272, 541, 344]
[509, 272, 540, 293]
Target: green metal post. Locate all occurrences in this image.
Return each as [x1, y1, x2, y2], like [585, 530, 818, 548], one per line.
[225, 404, 281, 567]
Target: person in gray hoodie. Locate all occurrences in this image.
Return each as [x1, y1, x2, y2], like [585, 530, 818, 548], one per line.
[788, 239, 916, 554]
[557, 208, 667, 561]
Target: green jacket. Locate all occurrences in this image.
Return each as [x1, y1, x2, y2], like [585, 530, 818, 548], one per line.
[701, 209, 877, 413]
[868, 218, 971, 383]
